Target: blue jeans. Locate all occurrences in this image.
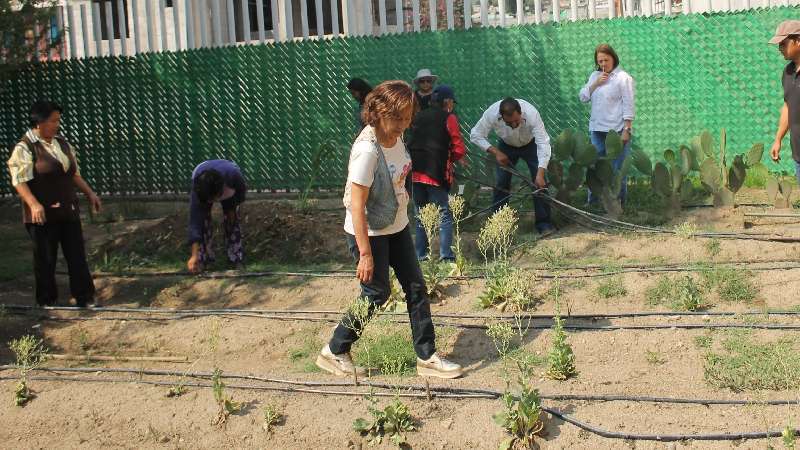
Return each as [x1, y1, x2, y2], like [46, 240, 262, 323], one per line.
[589, 130, 631, 204]
[795, 161, 800, 187]
[491, 140, 552, 231]
[413, 183, 455, 261]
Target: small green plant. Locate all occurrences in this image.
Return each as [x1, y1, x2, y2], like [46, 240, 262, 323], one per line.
[646, 350, 667, 365]
[694, 334, 713, 349]
[479, 263, 536, 311]
[695, 129, 764, 207]
[701, 267, 758, 303]
[545, 308, 577, 381]
[353, 323, 417, 377]
[705, 239, 722, 258]
[784, 423, 797, 449]
[647, 275, 706, 311]
[211, 368, 242, 426]
[671, 276, 706, 311]
[353, 396, 416, 447]
[287, 326, 323, 373]
[493, 382, 544, 450]
[673, 221, 698, 239]
[9, 335, 48, 406]
[704, 332, 800, 391]
[595, 276, 627, 299]
[262, 403, 284, 433]
[418, 203, 449, 299]
[536, 244, 569, 269]
[166, 384, 186, 398]
[477, 205, 519, 264]
[449, 195, 469, 276]
[767, 176, 794, 209]
[380, 269, 406, 312]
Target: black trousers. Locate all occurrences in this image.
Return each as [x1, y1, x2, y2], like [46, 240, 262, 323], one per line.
[329, 226, 436, 360]
[26, 221, 95, 306]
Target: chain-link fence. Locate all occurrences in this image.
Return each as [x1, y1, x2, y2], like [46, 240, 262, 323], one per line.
[1, 6, 796, 196]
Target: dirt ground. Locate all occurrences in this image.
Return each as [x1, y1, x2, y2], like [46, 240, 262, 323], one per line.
[1, 190, 800, 450]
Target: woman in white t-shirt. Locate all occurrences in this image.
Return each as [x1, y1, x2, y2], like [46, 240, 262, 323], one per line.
[316, 80, 463, 380]
[579, 43, 636, 204]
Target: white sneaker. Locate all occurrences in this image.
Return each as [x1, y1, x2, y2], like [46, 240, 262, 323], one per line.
[315, 344, 367, 377]
[416, 353, 464, 379]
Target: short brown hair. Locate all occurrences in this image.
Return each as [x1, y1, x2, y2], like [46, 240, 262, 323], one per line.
[594, 44, 620, 70]
[361, 80, 418, 127]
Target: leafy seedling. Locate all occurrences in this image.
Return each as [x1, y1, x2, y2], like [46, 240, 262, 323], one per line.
[353, 396, 416, 447]
[9, 335, 48, 406]
[211, 368, 242, 426]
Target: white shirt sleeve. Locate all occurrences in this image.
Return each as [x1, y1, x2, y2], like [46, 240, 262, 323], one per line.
[579, 72, 597, 103]
[524, 106, 552, 169]
[621, 73, 635, 121]
[469, 109, 495, 152]
[7, 142, 33, 187]
[348, 140, 378, 187]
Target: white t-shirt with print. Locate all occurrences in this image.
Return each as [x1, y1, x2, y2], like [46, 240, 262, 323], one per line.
[343, 131, 411, 237]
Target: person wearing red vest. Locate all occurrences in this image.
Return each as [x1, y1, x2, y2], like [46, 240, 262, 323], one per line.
[407, 85, 466, 261]
[7, 101, 102, 307]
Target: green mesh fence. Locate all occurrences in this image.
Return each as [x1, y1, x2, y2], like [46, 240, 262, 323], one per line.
[1, 7, 797, 196]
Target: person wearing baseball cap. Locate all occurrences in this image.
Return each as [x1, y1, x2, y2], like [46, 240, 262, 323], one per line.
[407, 84, 467, 262]
[413, 69, 439, 110]
[769, 20, 800, 186]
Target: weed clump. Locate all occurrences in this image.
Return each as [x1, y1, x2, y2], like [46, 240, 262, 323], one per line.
[704, 332, 800, 391]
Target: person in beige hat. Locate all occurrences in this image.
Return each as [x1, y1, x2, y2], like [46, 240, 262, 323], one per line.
[413, 68, 439, 110]
[769, 20, 800, 186]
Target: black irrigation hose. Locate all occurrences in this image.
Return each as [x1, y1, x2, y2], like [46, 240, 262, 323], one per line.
[7, 308, 800, 331]
[472, 153, 800, 243]
[9, 304, 800, 319]
[3, 365, 800, 407]
[69, 258, 800, 281]
[1, 367, 798, 442]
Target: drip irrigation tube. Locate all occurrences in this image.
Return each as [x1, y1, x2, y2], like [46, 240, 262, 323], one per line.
[1, 366, 798, 442]
[6, 307, 800, 331]
[2, 365, 799, 407]
[8, 304, 800, 319]
[59, 258, 800, 282]
[468, 153, 800, 243]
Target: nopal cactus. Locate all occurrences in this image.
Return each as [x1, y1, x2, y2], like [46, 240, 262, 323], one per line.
[766, 177, 794, 209]
[695, 129, 764, 207]
[649, 145, 699, 215]
[548, 129, 598, 203]
[584, 131, 631, 219]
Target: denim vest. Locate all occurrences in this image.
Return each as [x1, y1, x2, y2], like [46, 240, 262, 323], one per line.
[344, 126, 401, 231]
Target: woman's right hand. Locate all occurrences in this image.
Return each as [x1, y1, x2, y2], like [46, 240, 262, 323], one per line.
[594, 72, 609, 88]
[30, 202, 46, 225]
[187, 255, 202, 274]
[357, 253, 374, 283]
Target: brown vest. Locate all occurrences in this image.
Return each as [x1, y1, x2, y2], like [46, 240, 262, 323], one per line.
[19, 135, 80, 223]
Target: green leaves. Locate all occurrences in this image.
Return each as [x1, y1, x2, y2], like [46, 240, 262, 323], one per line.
[353, 398, 416, 447]
[493, 384, 544, 449]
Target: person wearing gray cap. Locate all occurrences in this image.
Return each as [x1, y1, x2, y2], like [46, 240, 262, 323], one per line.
[769, 20, 800, 186]
[413, 69, 438, 110]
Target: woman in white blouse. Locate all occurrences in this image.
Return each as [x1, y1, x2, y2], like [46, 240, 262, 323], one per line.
[579, 44, 635, 203]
